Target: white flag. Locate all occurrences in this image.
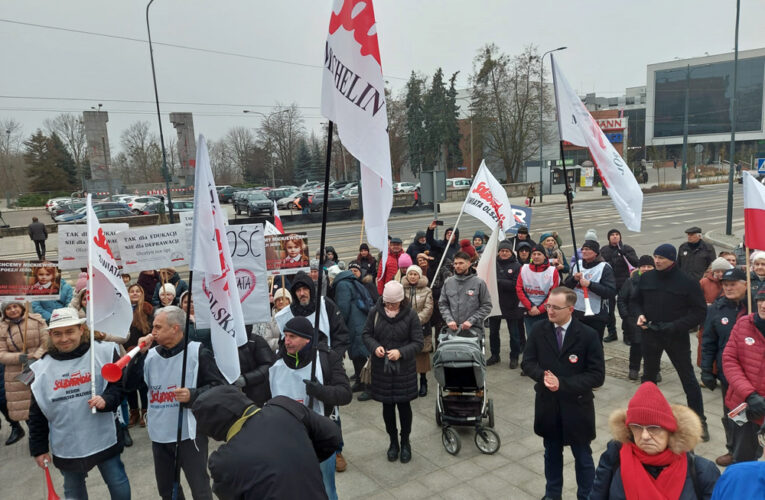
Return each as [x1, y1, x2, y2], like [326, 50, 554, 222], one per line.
[463, 161, 516, 234]
[191, 135, 247, 383]
[475, 226, 501, 317]
[551, 55, 643, 232]
[321, 0, 392, 271]
[86, 195, 131, 339]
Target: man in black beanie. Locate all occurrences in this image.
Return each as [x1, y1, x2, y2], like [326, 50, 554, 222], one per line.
[630, 243, 709, 440]
[599, 228, 639, 343]
[563, 239, 617, 340]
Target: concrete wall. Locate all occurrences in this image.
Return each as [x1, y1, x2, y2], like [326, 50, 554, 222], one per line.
[82, 110, 112, 181]
[169, 113, 196, 187]
[0, 214, 167, 238]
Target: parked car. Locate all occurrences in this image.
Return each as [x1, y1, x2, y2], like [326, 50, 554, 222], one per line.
[329, 180, 352, 190]
[126, 196, 161, 214]
[392, 182, 417, 193]
[246, 191, 273, 217]
[54, 204, 134, 223]
[446, 177, 471, 189]
[277, 190, 312, 210]
[232, 190, 255, 214]
[218, 186, 239, 203]
[142, 200, 194, 215]
[300, 181, 320, 190]
[345, 186, 359, 197]
[46, 197, 72, 213]
[216, 185, 232, 193]
[309, 192, 351, 212]
[265, 188, 295, 202]
[50, 200, 86, 221]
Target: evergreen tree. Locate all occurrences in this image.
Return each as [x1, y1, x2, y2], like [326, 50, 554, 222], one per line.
[309, 133, 325, 181]
[445, 72, 464, 171]
[50, 133, 78, 187]
[293, 140, 313, 184]
[23, 130, 73, 192]
[405, 72, 427, 175]
[423, 68, 447, 168]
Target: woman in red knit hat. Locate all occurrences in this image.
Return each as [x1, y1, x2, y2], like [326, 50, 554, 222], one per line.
[590, 382, 720, 499]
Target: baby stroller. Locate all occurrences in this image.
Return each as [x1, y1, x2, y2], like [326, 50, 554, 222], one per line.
[433, 328, 500, 455]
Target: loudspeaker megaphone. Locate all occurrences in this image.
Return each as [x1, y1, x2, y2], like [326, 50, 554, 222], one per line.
[43, 459, 60, 500]
[583, 288, 595, 317]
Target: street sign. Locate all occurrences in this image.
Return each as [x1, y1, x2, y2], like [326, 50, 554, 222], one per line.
[757, 158, 765, 174]
[694, 144, 703, 153]
[420, 170, 447, 204]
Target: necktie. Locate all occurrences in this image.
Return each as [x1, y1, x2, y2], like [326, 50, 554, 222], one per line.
[556, 326, 564, 351]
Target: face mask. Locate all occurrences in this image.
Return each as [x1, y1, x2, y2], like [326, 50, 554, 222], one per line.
[385, 308, 398, 318]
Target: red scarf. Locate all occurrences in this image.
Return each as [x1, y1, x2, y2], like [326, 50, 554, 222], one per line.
[619, 442, 687, 500]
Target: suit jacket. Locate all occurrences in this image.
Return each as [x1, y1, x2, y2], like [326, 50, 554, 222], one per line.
[521, 317, 605, 444]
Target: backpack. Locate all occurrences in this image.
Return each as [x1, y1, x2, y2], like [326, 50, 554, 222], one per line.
[351, 279, 375, 313]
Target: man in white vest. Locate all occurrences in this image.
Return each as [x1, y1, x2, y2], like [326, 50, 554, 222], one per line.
[28, 307, 131, 500]
[267, 316, 352, 500]
[563, 239, 617, 341]
[136, 305, 225, 500]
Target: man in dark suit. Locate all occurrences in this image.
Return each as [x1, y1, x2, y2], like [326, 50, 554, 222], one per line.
[521, 287, 605, 500]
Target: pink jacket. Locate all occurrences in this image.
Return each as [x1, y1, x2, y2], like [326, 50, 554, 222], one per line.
[722, 314, 765, 425]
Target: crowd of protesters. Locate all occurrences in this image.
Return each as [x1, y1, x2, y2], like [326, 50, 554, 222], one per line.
[2, 221, 765, 499]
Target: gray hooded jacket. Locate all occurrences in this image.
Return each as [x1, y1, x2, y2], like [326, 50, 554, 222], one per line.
[438, 270, 492, 332]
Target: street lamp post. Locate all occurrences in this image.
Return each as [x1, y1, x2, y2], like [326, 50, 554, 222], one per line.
[539, 46, 567, 203]
[243, 109, 289, 187]
[725, 0, 740, 236]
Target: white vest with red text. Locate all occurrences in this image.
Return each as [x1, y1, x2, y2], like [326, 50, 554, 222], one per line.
[520, 265, 556, 307]
[31, 342, 117, 459]
[268, 354, 324, 416]
[573, 261, 606, 313]
[143, 341, 200, 443]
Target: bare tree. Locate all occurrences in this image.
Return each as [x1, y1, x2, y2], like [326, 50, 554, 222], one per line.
[224, 127, 257, 181]
[121, 121, 163, 183]
[44, 113, 86, 167]
[256, 103, 305, 185]
[471, 44, 547, 182]
[0, 118, 24, 155]
[209, 139, 240, 184]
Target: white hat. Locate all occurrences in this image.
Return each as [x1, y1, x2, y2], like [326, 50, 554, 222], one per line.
[327, 265, 342, 280]
[49, 307, 86, 329]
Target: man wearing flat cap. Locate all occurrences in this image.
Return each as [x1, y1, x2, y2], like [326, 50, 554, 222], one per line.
[677, 226, 716, 281]
[630, 244, 709, 440]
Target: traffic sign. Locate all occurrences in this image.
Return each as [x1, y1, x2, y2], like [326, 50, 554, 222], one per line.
[758, 158, 765, 174]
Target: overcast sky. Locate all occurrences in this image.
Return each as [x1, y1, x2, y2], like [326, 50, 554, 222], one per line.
[1, 0, 762, 154]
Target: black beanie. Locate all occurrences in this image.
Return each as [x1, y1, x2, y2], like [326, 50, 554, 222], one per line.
[638, 255, 654, 267]
[607, 228, 621, 239]
[284, 317, 314, 339]
[582, 240, 600, 254]
[653, 244, 677, 261]
[531, 244, 546, 255]
[498, 240, 514, 251]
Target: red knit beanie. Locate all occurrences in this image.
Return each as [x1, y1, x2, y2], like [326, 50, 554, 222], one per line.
[459, 239, 476, 258]
[625, 382, 677, 432]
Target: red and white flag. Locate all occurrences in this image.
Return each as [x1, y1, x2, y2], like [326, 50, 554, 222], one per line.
[273, 201, 284, 234]
[190, 135, 247, 383]
[463, 161, 515, 234]
[321, 0, 392, 271]
[86, 194, 131, 339]
[551, 55, 643, 232]
[744, 171, 765, 250]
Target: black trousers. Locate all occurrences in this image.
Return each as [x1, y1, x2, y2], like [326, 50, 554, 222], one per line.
[606, 296, 617, 336]
[152, 437, 212, 500]
[33, 240, 46, 260]
[126, 377, 148, 410]
[625, 322, 642, 372]
[641, 331, 705, 420]
[578, 315, 607, 342]
[351, 357, 367, 381]
[382, 402, 412, 439]
[721, 383, 764, 462]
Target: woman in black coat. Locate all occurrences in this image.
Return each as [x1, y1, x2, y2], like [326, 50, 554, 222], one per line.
[363, 281, 423, 464]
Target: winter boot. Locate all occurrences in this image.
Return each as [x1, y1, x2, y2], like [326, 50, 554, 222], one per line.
[128, 409, 140, 428]
[5, 421, 25, 446]
[140, 409, 147, 427]
[400, 435, 411, 464]
[418, 375, 428, 397]
[387, 433, 400, 462]
[123, 426, 133, 447]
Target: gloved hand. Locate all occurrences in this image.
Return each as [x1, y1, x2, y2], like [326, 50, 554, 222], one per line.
[233, 375, 246, 388]
[18, 353, 28, 365]
[700, 371, 717, 391]
[303, 379, 324, 398]
[647, 321, 673, 333]
[746, 393, 765, 418]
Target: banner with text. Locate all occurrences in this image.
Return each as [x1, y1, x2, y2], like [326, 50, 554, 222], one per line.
[462, 161, 515, 234]
[194, 223, 270, 327]
[58, 224, 128, 270]
[0, 260, 62, 301]
[116, 224, 188, 273]
[505, 206, 533, 235]
[264, 233, 310, 275]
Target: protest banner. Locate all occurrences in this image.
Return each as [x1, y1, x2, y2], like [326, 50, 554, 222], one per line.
[505, 205, 533, 236]
[264, 233, 310, 275]
[58, 223, 128, 270]
[180, 211, 194, 256]
[463, 161, 515, 234]
[116, 224, 188, 273]
[194, 223, 270, 328]
[0, 260, 62, 301]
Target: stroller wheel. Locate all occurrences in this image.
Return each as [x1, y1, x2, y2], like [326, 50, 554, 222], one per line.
[475, 427, 500, 454]
[442, 427, 461, 455]
[487, 399, 495, 429]
[435, 404, 442, 427]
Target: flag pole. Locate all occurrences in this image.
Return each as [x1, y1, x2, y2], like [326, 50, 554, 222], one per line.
[558, 141, 581, 275]
[746, 246, 752, 315]
[308, 120, 334, 410]
[171, 270, 193, 500]
[429, 199, 467, 290]
[86, 195, 97, 414]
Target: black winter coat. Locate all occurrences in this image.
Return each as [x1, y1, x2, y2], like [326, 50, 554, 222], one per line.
[617, 271, 642, 342]
[426, 226, 460, 262]
[238, 333, 276, 407]
[521, 317, 605, 444]
[203, 395, 340, 500]
[701, 296, 748, 386]
[629, 265, 707, 335]
[590, 441, 719, 500]
[363, 301, 424, 404]
[564, 257, 617, 323]
[599, 243, 639, 289]
[677, 239, 716, 282]
[151, 271, 189, 306]
[496, 255, 523, 319]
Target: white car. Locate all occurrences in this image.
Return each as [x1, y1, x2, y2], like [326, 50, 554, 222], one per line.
[127, 196, 161, 214]
[446, 177, 471, 189]
[393, 182, 417, 193]
[46, 197, 71, 213]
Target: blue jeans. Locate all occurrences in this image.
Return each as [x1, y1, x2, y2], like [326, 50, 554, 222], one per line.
[61, 454, 131, 500]
[302, 206, 310, 215]
[542, 438, 594, 500]
[319, 452, 338, 500]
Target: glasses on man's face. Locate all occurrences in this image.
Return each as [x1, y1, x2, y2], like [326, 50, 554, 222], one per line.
[546, 304, 570, 311]
[629, 424, 664, 437]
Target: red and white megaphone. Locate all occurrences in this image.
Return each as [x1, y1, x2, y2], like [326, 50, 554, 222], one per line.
[43, 459, 60, 500]
[101, 342, 146, 382]
[583, 288, 595, 317]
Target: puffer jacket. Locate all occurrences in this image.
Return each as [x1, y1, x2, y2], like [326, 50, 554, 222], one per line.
[32, 280, 74, 322]
[377, 248, 404, 296]
[363, 300, 423, 403]
[438, 269, 492, 333]
[402, 275, 434, 327]
[332, 270, 371, 359]
[722, 313, 765, 425]
[496, 254, 522, 319]
[700, 296, 748, 386]
[590, 404, 720, 500]
[0, 313, 48, 421]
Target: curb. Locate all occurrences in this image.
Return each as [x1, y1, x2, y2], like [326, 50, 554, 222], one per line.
[705, 229, 742, 251]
